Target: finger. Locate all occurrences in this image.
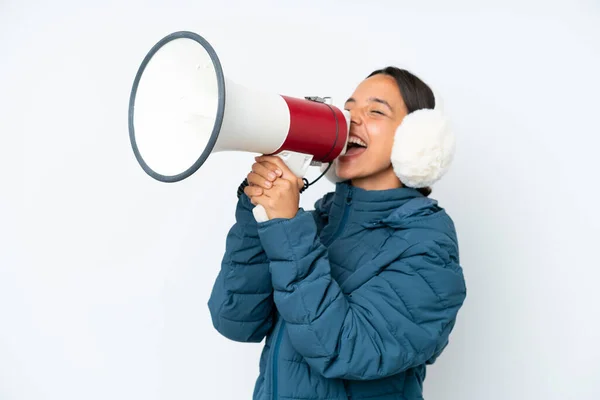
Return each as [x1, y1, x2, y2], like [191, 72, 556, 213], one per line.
[250, 194, 270, 208]
[255, 156, 297, 181]
[252, 161, 282, 181]
[247, 171, 274, 189]
[255, 156, 290, 175]
[271, 178, 294, 190]
[260, 186, 275, 198]
[247, 179, 274, 198]
[272, 177, 304, 190]
[244, 185, 263, 197]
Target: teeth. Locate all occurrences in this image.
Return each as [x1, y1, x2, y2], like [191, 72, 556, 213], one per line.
[348, 136, 367, 147]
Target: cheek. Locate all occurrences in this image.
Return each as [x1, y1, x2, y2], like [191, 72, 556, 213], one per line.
[366, 121, 396, 157]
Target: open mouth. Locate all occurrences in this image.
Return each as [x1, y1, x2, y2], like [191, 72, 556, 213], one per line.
[344, 136, 368, 156]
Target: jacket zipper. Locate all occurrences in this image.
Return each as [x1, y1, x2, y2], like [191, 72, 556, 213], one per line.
[324, 187, 353, 246]
[272, 188, 353, 399]
[343, 380, 351, 399]
[272, 319, 286, 400]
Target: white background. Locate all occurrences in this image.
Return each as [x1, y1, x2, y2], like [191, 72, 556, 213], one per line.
[1, 1, 599, 399]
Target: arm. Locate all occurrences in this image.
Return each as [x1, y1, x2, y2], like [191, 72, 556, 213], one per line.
[256, 210, 466, 380]
[207, 194, 275, 343]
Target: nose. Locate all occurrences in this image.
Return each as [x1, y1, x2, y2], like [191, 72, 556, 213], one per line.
[349, 108, 362, 125]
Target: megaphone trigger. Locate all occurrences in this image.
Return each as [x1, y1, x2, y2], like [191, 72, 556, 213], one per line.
[274, 151, 314, 178]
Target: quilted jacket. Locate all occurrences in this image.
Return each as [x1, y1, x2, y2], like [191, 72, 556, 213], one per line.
[208, 181, 466, 399]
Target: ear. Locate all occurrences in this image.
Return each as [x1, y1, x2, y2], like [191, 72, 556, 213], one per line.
[391, 108, 456, 188]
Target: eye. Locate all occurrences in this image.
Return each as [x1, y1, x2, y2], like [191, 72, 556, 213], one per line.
[370, 110, 385, 116]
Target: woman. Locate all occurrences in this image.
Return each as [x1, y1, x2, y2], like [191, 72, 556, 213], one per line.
[208, 66, 467, 400]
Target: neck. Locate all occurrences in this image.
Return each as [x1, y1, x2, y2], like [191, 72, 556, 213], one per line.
[351, 166, 403, 191]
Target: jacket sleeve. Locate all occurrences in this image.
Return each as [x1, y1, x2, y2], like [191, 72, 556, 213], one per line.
[256, 210, 466, 380]
[207, 194, 275, 343]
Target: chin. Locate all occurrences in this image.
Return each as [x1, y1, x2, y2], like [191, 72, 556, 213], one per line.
[336, 159, 397, 184]
[334, 164, 355, 181]
[336, 165, 367, 181]
[336, 147, 374, 180]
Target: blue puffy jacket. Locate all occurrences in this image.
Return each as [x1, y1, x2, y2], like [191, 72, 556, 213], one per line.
[208, 182, 466, 399]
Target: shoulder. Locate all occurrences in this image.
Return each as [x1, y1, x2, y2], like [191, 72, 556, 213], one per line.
[314, 191, 335, 215]
[309, 191, 335, 227]
[383, 196, 460, 262]
[385, 198, 465, 298]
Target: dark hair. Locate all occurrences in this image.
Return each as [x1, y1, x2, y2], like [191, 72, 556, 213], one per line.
[367, 66, 435, 197]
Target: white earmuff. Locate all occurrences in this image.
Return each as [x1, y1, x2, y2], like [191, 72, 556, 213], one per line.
[391, 93, 455, 188]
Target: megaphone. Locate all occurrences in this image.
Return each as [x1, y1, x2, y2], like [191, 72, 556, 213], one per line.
[128, 31, 350, 222]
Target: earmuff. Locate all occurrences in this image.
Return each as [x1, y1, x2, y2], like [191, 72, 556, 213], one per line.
[321, 91, 455, 189]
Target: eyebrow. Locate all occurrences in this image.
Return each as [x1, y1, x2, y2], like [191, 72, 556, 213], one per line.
[345, 97, 393, 112]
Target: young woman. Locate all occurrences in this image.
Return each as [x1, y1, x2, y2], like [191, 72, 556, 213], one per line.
[208, 66, 467, 400]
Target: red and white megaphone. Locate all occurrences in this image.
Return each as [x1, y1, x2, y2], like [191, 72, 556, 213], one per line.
[128, 31, 349, 222]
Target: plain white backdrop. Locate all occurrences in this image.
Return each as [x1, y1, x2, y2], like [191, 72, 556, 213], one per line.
[1, 0, 599, 399]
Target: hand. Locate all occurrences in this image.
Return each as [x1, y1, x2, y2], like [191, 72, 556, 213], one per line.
[243, 157, 283, 199]
[248, 155, 304, 220]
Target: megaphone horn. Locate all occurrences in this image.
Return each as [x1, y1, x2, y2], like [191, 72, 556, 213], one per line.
[128, 31, 350, 221]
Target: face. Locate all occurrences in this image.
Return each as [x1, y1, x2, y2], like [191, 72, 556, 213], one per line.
[336, 74, 408, 188]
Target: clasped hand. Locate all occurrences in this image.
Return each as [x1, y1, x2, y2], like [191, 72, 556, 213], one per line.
[244, 155, 304, 220]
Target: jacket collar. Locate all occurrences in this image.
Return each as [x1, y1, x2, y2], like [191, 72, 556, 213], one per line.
[317, 181, 428, 227]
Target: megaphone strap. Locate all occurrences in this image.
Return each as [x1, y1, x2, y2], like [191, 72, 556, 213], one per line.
[299, 162, 332, 193]
[237, 178, 249, 199]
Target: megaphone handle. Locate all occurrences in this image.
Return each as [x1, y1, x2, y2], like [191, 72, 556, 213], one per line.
[252, 151, 313, 223]
[252, 204, 270, 223]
